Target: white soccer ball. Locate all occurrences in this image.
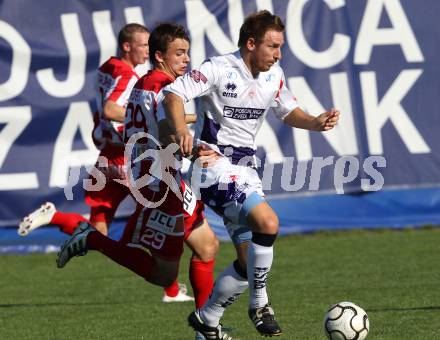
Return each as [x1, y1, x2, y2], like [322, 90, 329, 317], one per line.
[324, 301, 369, 340]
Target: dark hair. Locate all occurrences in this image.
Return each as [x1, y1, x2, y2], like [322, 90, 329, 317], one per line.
[118, 23, 149, 51]
[148, 22, 190, 66]
[238, 10, 285, 48]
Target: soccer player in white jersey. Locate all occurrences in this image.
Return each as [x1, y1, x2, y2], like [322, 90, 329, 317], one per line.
[162, 10, 340, 339]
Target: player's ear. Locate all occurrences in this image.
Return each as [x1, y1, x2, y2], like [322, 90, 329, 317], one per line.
[121, 41, 131, 54]
[155, 50, 164, 64]
[247, 37, 256, 51]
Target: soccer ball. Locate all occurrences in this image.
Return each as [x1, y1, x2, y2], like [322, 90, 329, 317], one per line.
[323, 301, 369, 340]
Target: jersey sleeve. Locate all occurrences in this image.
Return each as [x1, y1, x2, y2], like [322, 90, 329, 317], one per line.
[108, 71, 138, 107]
[271, 71, 299, 120]
[162, 60, 218, 103]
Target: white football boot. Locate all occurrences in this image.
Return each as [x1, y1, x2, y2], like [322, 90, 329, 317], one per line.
[18, 202, 56, 236]
[162, 283, 195, 303]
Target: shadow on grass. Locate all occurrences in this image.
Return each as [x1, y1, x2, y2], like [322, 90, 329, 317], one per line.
[369, 306, 440, 313]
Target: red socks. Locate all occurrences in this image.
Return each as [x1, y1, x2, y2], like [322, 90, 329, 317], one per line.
[164, 280, 180, 297]
[189, 258, 215, 308]
[51, 211, 88, 235]
[86, 231, 155, 281]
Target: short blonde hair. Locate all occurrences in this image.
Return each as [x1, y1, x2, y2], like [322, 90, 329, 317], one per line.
[118, 23, 149, 51]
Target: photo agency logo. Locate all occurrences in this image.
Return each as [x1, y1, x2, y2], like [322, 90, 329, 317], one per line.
[188, 147, 386, 196]
[64, 141, 386, 203]
[123, 132, 183, 207]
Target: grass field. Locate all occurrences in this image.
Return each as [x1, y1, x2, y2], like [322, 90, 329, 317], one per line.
[1, 227, 440, 339]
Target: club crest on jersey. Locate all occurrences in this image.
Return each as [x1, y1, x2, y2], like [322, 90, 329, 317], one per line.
[190, 70, 207, 83]
[223, 82, 237, 98]
[223, 106, 264, 120]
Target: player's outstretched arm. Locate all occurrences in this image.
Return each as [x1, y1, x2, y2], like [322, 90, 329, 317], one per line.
[283, 107, 340, 131]
[163, 92, 193, 157]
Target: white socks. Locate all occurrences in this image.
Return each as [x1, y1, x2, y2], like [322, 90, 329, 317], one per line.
[247, 241, 273, 309]
[200, 241, 274, 326]
[200, 262, 248, 327]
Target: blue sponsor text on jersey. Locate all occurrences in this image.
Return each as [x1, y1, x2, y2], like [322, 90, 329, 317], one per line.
[223, 106, 264, 120]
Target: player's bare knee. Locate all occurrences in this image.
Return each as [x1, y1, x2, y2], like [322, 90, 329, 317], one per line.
[256, 215, 279, 235]
[207, 237, 220, 258]
[198, 247, 216, 263]
[193, 239, 218, 262]
[265, 217, 279, 234]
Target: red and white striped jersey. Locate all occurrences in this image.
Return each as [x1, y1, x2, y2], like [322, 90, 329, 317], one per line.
[92, 57, 139, 150]
[124, 69, 176, 186]
[124, 69, 204, 224]
[124, 69, 174, 147]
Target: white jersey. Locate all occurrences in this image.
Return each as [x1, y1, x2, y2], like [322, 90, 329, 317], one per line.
[162, 51, 299, 164]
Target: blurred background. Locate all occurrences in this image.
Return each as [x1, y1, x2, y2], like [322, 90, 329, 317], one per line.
[1, 0, 439, 253]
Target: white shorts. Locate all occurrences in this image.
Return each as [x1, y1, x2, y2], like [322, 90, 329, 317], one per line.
[188, 157, 264, 243]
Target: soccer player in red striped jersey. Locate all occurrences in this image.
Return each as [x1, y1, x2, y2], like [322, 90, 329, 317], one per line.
[18, 23, 194, 303]
[122, 23, 218, 314]
[53, 24, 219, 332]
[87, 23, 149, 236]
[19, 24, 219, 332]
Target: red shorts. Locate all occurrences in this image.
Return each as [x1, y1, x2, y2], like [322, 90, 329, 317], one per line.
[181, 180, 205, 240]
[119, 182, 184, 261]
[84, 146, 130, 223]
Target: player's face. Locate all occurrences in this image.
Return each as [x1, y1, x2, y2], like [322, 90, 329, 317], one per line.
[128, 31, 150, 67]
[161, 38, 190, 77]
[252, 29, 284, 72]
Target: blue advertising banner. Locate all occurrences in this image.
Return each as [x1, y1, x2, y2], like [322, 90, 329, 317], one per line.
[0, 0, 439, 227]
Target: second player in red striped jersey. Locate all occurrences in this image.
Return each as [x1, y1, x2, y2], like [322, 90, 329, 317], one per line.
[86, 23, 149, 236]
[122, 23, 220, 317]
